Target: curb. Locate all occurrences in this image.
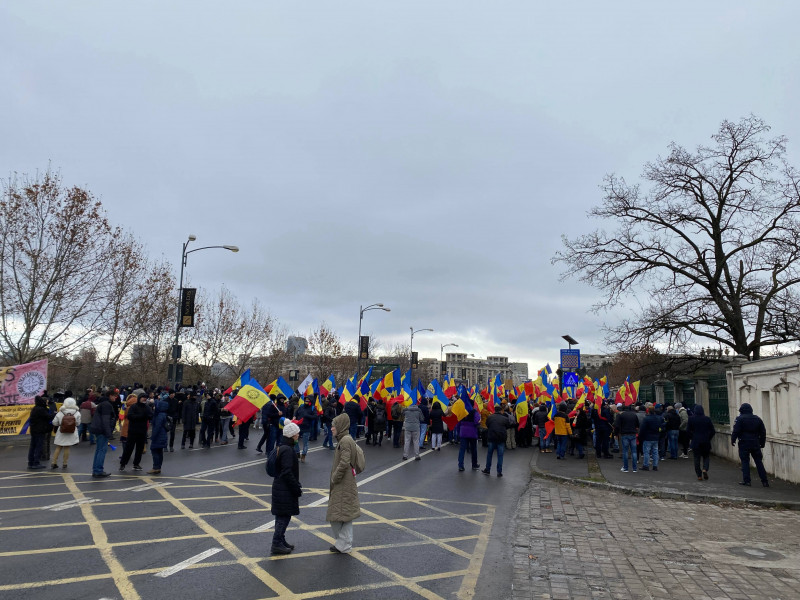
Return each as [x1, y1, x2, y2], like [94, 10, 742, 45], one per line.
[530, 467, 800, 511]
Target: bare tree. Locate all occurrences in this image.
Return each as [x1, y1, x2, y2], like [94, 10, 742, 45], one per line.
[306, 322, 347, 380]
[0, 169, 117, 364]
[554, 116, 800, 359]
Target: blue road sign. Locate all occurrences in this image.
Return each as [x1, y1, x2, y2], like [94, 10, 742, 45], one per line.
[560, 349, 581, 370]
[562, 371, 580, 387]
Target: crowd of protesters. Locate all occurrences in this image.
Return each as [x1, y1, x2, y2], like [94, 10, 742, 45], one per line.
[25, 382, 770, 489]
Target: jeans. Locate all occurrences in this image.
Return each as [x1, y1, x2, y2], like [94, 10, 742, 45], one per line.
[418, 423, 428, 448]
[349, 424, 358, 440]
[458, 438, 478, 469]
[298, 431, 310, 456]
[392, 422, 403, 447]
[152, 448, 164, 470]
[431, 433, 442, 449]
[738, 446, 768, 484]
[310, 419, 319, 441]
[574, 441, 585, 457]
[485, 441, 505, 474]
[620, 434, 637, 471]
[78, 423, 96, 444]
[323, 423, 333, 448]
[219, 417, 231, 442]
[268, 425, 280, 452]
[642, 440, 659, 468]
[538, 427, 549, 450]
[28, 433, 45, 466]
[555, 435, 568, 458]
[403, 429, 419, 458]
[594, 427, 610, 457]
[93, 434, 109, 474]
[273, 514, 292, 547]
[667, 430, 679, 458]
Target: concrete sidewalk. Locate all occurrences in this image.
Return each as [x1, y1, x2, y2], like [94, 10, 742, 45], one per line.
[532, 443, 800, 510]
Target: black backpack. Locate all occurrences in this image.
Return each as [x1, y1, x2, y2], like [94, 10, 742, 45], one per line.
[265, 445, 286, 478]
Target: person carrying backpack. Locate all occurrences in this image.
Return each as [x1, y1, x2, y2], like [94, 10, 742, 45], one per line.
[51, 397, 81, 469]
[269, 421, 302, 555]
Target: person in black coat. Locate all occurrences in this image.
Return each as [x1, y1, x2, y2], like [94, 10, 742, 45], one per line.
[482, 405, 511, 476]
[270, 422, 302, 555]
[181, 394, 199, 449]
[731, 402, 768, 486]
[687, 405, 715, 480]
[27, 396, 52, 469]
[119, 394, 152, 471]
[429, 402, 445, 450]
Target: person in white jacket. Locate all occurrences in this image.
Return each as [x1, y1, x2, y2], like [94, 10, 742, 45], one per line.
[51, 398, 81, 469]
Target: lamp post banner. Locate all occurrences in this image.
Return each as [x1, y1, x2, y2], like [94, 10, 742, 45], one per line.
[359, 336, 370, 360]
[0, 359, 48, 406]
[179, 288, 197, 327]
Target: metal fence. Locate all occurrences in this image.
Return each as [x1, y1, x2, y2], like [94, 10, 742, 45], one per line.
[708, 373, 730, 424]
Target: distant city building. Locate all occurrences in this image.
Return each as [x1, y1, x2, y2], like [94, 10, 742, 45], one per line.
[286, 336, 308, 356]
[580, 353, 615, 370]
[444, 353, 523, 387]
[130, 344, 155, 364]
[418, 358, 440, 384]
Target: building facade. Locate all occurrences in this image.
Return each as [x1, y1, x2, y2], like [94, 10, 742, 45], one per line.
[444, 353, 525, 388]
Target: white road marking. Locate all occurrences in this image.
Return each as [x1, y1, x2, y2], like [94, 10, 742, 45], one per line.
[154, 547, 223, 577]
[42, 498, 99, 511]
[251, 447, 434, 532]
[0, 472, 37, 480]
[118, 482, 173, 492]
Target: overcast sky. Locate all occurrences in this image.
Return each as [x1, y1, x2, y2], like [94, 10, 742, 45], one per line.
[2, 2, 799, 372]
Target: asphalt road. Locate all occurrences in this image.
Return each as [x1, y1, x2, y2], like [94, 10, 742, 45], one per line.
[0, 431, 535, 600]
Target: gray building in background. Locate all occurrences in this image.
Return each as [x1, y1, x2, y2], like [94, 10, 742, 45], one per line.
[286, 336, 308, 356]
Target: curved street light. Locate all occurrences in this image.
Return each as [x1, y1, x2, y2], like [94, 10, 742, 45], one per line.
[440, 343, 459, 363]
[357, 303, 391, 375]
[170, 235, 240, 389]
[409, 327, 433, 385]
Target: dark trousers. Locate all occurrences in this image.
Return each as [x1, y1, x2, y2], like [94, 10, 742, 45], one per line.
[152, 448, 164, 470]
[28, 433, 45, 466]
[678, 430, 690, 455]
[168, 424, 177, 449]
[273, 514, 292, 547]
[594, 428, 610, 457]
[238, 421, 250, 448]
[739, 446, 768, 484]
[200, 419, 215, 447]
[256, 427, 269, 451]
[392, 422, 403, 447]
[182, 429, 196, 446]
[119, 432, 146, 467]
[693, 448, 710, 477]
[370, 427, 383, 445]
[40, 431, 51, 461]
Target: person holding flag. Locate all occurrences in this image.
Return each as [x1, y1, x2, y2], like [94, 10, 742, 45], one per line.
[293, 395, 317, 463]
[454, 389, 481, 472]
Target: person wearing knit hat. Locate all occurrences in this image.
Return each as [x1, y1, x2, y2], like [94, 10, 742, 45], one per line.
[270, 421, 302, 555]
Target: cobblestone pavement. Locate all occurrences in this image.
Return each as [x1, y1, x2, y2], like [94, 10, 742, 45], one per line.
[513, 479, 800, 600]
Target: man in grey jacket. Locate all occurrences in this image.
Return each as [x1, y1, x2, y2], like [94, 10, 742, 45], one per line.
[401, 403, 424, 461]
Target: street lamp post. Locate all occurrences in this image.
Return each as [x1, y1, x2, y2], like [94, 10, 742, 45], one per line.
[170, 235, 239, 390]
[357, 303, 391, 376]
[440, 343, 459, 363]
[409, 327, 433, 385]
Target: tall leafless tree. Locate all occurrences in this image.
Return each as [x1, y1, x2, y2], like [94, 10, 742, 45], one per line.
[554, 116, 800, 359]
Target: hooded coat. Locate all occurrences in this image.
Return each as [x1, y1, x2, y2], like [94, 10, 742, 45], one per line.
[326, 413, 361, 523]
[731, 403, 766, 449]
[270, 435, 302, 516]
[150, 400, 170, 449]
[687, 405, 716, 451]
[52, 398, 81, 446]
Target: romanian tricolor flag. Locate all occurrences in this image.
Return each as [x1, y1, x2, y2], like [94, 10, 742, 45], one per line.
[224, 369, 251, 395]
[382, 369, 401, 395]
[443, 374, 457, 399]
[320, 375, 335, 397]
[401, 379, 415, 406]
[416, 380, 426, 405]
[431, 380, 449, 412]
[314, 396, 324, 415]
[515, 390, 529, 430]
[340, 374, 358, 406]
[265, 376, 294, 399]
[357, 367, 373, 397]
[227, 379, 270, 423]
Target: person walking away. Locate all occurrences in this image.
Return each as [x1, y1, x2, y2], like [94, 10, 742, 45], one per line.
[294, 396, 316, 462]
[456, 406, 481, 472]
[638, 402, 663, 471]
[255, 400, 272, 453]
[553, 402, 572, 459]
[401, 401, 423, 461]
[181, 393, 199, 449]
[482, 404, 510, 476]
[429, 401, 445, 451]
[27, 396, 51, 470]
[51, 397, 81, 469]
[344, 398, 363, 440]
[418, 399, 430, 449]
[365, 398, 377, 445]
[238, 415, 254, 449]
[269, 422, 302, 555]
[390, 399, 404, 448]
[504, 403, 517, 449]
[571, 404, 590, 458]
[688, 405, 716, 480]
[327, 413, 361, 554]
[322, 397, 337, 449]
[218, 395, 232, 445]
[614, 404, 639, 473]
[731, 403, 768, 487]
[166, 390, 179, 452]
[79, 395, 96, 444]
[373, 399, 386, 447]
[534, 403, 550, 452]
[201, 394, 219, 448]
[592, 401, 614, 459]
[664, 405, 681, 459]
[676, 403, 690, 458]
[119, 394, 151, 472]
[89, 388, 119, 478]
[149, 397, 170, 474]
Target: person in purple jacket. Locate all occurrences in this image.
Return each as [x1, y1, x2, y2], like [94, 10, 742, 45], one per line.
[456, 406, 481, 472]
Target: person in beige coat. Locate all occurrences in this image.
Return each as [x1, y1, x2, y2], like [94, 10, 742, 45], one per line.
[51, 398, 81, 468]
[327, 413, 361, 553]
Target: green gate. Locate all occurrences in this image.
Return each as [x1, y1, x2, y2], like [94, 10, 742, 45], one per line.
[680, 380, 695, 408]
[708, 374, 729, 424]
[662, 382, 674, 405]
